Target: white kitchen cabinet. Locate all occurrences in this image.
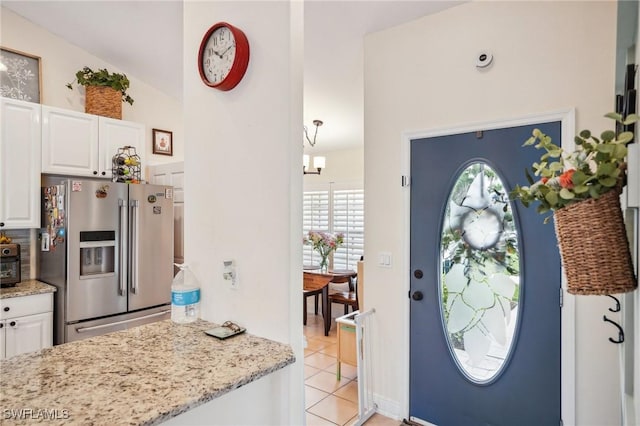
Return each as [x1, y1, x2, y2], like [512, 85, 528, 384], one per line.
[0, 292, 53, 359]
[0, 98, 42, 229]
[4, 312, 52, 359]
[42, 105, 99, 177]
[42, 105, 145, 179]
[99, 116, 145, 180]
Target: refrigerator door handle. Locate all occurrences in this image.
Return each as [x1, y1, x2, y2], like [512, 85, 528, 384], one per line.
[130, 199, 140, 294]
[118, 199, 128, 296]
[75, 309, 171, 333]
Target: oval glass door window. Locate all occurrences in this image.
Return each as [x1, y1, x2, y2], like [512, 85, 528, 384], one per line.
[440, 162, 521, 383]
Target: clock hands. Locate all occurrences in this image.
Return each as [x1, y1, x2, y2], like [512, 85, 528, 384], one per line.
[211, 44, 235, 59]
[220, 44, 235, 56]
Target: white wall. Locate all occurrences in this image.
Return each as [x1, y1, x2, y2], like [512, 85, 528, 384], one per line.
[303, 146, 363, 186]
[183, 1, 304, 424]
[364, 1, 620, 424]
[0, 7, 184, 167]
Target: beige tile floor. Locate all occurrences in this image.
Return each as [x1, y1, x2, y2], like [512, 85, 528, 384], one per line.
[304, 313, 399, 426]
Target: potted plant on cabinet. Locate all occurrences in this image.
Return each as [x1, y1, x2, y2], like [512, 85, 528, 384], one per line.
[66, 66, 134, 119]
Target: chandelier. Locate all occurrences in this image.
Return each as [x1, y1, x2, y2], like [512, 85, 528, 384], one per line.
[303, 119, 325, 175]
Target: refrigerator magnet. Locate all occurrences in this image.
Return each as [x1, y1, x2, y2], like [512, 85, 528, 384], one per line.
[96, 185, 109, 199]
[72, 181, 82, 192]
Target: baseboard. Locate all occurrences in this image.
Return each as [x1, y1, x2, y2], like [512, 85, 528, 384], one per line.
[372, 393, 403, 420]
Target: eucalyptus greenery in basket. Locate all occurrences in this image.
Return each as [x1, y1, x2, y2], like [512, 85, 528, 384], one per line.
[509, 113, 638, 222]
[66, 66, 134, 105]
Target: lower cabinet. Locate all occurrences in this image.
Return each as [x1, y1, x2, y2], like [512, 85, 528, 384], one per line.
[0, 293, 53, 359]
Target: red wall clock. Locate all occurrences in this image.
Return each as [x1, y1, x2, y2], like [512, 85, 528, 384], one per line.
[198, 22, 250, 91]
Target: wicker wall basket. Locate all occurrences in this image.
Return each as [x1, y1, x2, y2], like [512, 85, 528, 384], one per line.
[553, 186, 637, 295]
[85, 85, 122, 119]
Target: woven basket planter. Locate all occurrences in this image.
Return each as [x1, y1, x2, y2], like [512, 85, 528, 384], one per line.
[553, 186, 637, 295]
[85, 85, 121, 119]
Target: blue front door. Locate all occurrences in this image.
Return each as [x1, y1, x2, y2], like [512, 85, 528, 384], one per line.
[409, 122, 562, 425]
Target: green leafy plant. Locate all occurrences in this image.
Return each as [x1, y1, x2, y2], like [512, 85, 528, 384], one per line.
[510, 113, 637, 222]
[66, 66, 134, 105]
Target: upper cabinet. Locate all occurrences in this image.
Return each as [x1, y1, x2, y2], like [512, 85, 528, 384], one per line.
[42, 106, 145, 179]
[98, 117, 145, 180]
[0, 98, 41, 229]
[41, 106, 99, 177]
[0, 100, 147, 229]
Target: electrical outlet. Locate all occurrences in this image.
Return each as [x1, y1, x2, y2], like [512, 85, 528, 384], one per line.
[223, 260, 238, 289]
[41, 232, 50, 251]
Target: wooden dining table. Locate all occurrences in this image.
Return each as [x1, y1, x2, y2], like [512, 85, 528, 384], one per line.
[303, 268, 357, 336]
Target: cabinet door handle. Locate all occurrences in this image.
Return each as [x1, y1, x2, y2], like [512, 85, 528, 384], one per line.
[101, 171, 106, 176]
[3, 307, 9, 312]
[0, 323, 3, 328]
[93, 171, 98, 175]
[9, 321, 16, 327]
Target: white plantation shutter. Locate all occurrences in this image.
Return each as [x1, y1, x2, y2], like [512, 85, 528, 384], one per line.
[302, 190, 329, 265]
[302, 183, 364, 271]
[332, 189, 364, 270]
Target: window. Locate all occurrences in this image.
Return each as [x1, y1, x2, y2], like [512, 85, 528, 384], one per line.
[303, 183, 364, 270]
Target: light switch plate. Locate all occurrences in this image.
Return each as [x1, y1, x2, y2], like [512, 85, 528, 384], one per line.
[378, 251, 392, 268]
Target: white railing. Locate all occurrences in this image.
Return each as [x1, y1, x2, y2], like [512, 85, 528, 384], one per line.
[353, 308, 376, 425]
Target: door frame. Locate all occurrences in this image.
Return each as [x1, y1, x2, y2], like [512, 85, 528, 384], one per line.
[401, 109, 576, 425]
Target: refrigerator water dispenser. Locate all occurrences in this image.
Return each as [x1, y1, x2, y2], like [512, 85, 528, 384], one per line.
[79, 231, 115, 277]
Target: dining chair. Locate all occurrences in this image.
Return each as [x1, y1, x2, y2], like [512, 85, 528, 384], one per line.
[328, 275, 358, 315]
[303, 288, 322, 326]
[303, 265, 325, 326]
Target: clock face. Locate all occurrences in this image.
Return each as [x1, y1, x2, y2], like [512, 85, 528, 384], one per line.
[198, 22, 250, 91]
[202, 26, 236, 85]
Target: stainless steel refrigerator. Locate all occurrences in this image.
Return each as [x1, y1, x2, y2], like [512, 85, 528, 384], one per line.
[38, 176, 174, 344]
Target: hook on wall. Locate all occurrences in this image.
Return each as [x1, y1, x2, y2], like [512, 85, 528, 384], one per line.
[606, 294, 621, 312]
[603, 315, 624, 344]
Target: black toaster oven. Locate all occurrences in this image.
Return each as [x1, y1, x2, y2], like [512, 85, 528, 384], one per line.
[0, 244, 21, 287]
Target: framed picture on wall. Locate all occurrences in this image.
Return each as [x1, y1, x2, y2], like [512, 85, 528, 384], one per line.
[0, 47, 42, 103]
[152, 128, 173, 156]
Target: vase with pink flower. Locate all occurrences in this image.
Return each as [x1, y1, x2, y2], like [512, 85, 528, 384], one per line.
[304, 230, 345, 272]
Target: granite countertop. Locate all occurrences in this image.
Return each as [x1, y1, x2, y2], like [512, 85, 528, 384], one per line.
[0, 279, 57, 299]
[0, 319, 295, 425]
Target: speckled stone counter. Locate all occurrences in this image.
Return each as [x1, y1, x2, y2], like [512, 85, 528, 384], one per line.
[0, 279, 56, 299]
[0, 319, 295, 425]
